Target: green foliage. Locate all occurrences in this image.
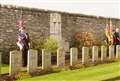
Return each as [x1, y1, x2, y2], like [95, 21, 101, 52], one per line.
[17, 61, 120, 81]
[30, 39, 45, 51]
[43, 37, 58, 54]
[30, 37, 58, 54]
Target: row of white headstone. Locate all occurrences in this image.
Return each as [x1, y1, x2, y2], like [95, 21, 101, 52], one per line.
[6, 45, 120, 76]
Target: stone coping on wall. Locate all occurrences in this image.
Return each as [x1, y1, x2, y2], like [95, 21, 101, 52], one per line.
[0, 4, 119, 20]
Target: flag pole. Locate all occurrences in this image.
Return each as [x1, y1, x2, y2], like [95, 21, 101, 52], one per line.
[20, 9, 23, 20]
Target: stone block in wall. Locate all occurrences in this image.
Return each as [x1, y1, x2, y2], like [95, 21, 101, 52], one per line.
[101, 46, 107, 61]
[109, 45, 115, 60]
[92, 46, 99, 63]
[27, 49, 38, 74]
[0, 39, 4, 43]
[70, 47, 78, 66]
[57, 48, 65, 67]
[116, 45, 120, 59]
[42, 49, 51, 70]
[82, 47, 89, 64]
[9, 50, 21, 76]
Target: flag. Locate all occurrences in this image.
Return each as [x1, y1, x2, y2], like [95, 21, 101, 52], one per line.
[18, 19, 25, 29]
[105, 19, 113, 45]
[108, 20, 112, 32]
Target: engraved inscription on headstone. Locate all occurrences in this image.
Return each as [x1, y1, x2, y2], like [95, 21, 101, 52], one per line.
[42, 49, 51, 69]
[57, 48, 65, 67]
[116, 45, 120, 59]
[82, 47, 89, 64]
[92, 46, 99, 63]
[70, 47, 78, 66]
[101, 46, 107, 61]
[9, 50, 21, 76]
[109, 45, 114, 59]
[27, 49, 38, 73]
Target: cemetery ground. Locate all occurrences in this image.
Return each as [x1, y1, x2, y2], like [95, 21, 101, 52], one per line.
[1, 61, 120, 81]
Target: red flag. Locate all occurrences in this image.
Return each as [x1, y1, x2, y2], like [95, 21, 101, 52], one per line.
[106, 23, 109, 31]
[18, 19, 23, 28]
[18, 19, 25, 29]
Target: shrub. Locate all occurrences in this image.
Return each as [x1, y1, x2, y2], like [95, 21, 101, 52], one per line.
[74, 32, 101, 47]
[30, 38, 45, 51]
[43, 37, 58, 54]
[30, 37, 58, 54]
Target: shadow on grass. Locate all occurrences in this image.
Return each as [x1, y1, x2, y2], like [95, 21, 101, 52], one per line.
[103, 76, 120, 81]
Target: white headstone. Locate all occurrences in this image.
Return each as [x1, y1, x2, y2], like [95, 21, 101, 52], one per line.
[27, 49, 38, 73]
[109, 45, 114, 59]
[0, 52, 2, 74]
[101, 46, 107, 61]
[116, 45, 120, 59]
[42, 49, 51, 70]
[57, 48, 65, 67]
[82, 47, 89, 64]
[70, 47, 78, 66]
[92, 46, 99, 63]
[9, 50, 21, 76]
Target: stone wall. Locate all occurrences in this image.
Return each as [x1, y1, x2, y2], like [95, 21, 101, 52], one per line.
[0, 5, 50, 63]
[61, 13, 120, 46]
[0, 4, 120, 63]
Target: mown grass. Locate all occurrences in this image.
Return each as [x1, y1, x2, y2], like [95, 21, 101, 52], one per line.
[15, 61, 120, 81]
[1, 64, 27, 74]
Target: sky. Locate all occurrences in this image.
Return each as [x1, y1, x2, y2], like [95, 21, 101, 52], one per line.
[0, 0, 120, 19]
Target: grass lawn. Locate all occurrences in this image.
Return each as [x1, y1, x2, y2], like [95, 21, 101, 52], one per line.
[1, 61, 120, 81]
[17, 61, 120, 81]
[1, 64, 27, 74]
